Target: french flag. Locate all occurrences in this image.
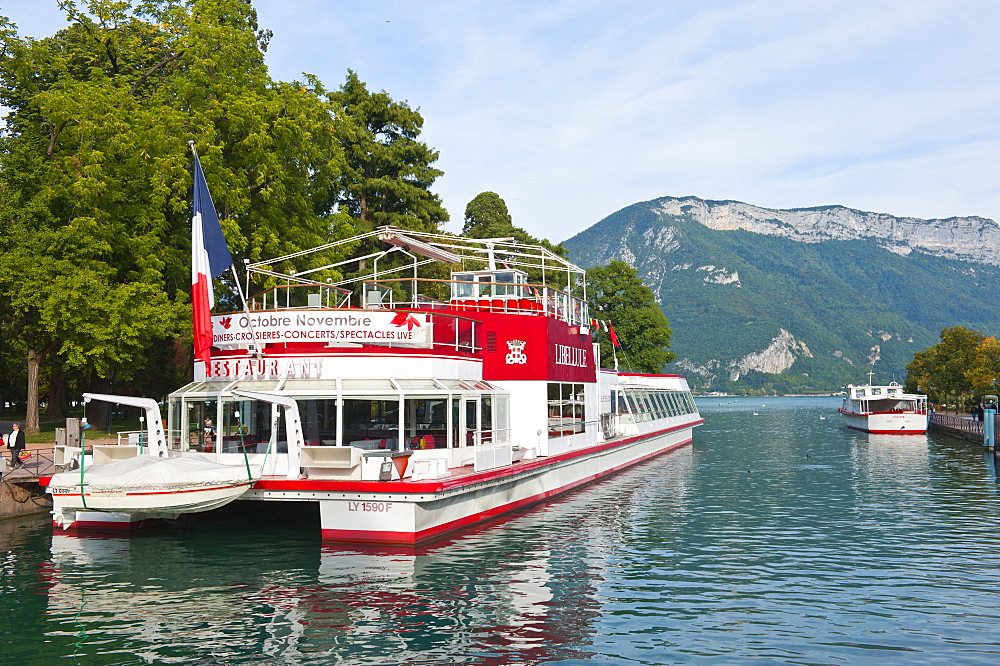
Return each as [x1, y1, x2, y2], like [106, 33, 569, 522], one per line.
[191, 148, 233, 374]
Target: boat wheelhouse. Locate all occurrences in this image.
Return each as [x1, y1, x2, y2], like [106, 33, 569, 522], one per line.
[47, 227, 703, 542]
[838, 377, 928, 435]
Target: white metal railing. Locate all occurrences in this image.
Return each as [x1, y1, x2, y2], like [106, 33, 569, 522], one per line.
[250, 283, 353, 311]
[116, 430, 148, 450]
[363, 279, 590, 327]
[473, 428, 513, 472]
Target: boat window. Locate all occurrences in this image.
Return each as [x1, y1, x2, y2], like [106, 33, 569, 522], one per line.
[658, 391, 675, 418]
[645, 391, 659, 418]
[547, 382, 585, 437]
[404, 398, 448, 450]
[452, 274, 474, 299]
[186, 398, 218, 452]
[652, 391, 668, 418]
[630, 391, 646, 422]
[341, 378, 397, 392]
[297, 398, 339, 446]
[395, 379, 442, 391]
[477, 274, 493, 298]
[625, 392, 639, 416]
[493, 393, 510, 443]
[343, 398, 399, 450]
[218, 399, 261, 453]
[451, 398, 461, 448]
[494, 272, 522, 298]
[612, 390, 628, 415]
[282, 380, 337, 393]
[656, 392, 669, 417]
[666, 392, 680, 417]
[168, 399, 183, 450]
[481, 395, 493, 443]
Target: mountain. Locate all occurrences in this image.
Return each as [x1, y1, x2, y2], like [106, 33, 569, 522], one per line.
[563, 196, 1000, 393]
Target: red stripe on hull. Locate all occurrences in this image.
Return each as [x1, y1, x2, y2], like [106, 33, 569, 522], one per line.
[320, 435, 693, 544]
[51, 482, 252, 500]
[845, 425, 927, 435]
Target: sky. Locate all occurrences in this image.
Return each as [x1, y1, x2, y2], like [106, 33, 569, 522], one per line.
[4, 0, 1000, 243]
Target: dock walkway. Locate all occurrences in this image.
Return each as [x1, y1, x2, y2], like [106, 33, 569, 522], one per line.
[929, 413, 984, 443]
[1, 442, 56, 519]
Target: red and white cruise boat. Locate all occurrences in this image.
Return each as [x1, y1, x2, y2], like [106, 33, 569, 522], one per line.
[838, 376, 928, 435]
[45, 227, 703, 543]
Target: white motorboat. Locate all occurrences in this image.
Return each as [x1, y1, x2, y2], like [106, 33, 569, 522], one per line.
[838, 376, 928, 434]
[48, 454, 260, 528]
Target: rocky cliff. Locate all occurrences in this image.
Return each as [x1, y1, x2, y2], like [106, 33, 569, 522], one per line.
[655, 196, 1000, 266]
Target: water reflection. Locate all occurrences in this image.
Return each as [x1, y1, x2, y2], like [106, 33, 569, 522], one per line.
[38, 448, 695, 664]
[21, 399, 1000, 663]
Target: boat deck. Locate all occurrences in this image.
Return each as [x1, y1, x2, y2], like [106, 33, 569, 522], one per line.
[249, 419, 704, 497]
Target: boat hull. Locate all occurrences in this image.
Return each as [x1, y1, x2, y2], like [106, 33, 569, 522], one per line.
[50, 482, 255, 530]
[245, 422, 698, 544]
[841, 411, 927, 435]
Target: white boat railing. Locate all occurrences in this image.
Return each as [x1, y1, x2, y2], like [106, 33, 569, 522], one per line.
[116, 430, 148, 451]
[473, 428, 514, 472]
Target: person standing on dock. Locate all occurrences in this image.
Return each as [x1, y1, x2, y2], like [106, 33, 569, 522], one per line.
[7, 423, 25, 468]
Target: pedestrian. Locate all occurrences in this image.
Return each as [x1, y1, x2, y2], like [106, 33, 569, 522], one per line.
[7, 422, 25, 468]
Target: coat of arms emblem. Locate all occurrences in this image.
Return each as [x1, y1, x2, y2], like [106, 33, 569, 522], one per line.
[505, 339, 527, 364]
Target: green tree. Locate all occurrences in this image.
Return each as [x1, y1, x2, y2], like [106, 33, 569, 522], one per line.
[0, 0, 353, 430]
[463, 191, 568, 258]
[968, 336, 1000, 396]
[586, 260, 674, 373]
[329, 70, 447, 233]
[906, 325, 986, 408]
[463, 191, 513, 237]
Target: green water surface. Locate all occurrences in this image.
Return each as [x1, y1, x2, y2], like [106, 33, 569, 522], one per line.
[3, 397, 1000, 664]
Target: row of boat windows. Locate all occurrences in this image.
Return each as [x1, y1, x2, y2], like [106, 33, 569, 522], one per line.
[169, 387, 696, 451]
[612, 389, 697, 422]
[172, 395, 507, 453]
[452, 272, 526, 299]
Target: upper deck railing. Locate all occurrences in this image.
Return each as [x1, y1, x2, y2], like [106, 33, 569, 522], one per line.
[246, 276, 590, 327]
[242, 226, 591, 327]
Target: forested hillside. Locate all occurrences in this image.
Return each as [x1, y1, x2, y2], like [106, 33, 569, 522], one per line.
[564, 198, 1000, 393]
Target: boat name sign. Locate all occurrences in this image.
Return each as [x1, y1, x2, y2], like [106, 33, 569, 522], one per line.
[211, 310, 432, 348]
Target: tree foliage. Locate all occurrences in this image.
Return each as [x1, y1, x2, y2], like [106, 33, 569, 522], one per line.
[463, 191, 513, 237]
[586, 260, 675, 373]
[329, 70, 447, 233]
[463, 191, 568, 257]
[905, 325, 996, 404]
[0, 0, 449, 429]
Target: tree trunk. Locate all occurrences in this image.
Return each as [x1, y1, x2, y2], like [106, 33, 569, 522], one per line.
[46, 367, 68, 421]
[86, 372, 111, 431]
[25, 348, 41, 435]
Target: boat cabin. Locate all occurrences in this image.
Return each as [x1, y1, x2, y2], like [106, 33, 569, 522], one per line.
[156, 227, 696, 481]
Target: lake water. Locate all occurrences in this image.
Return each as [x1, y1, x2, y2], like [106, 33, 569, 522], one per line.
[4, 396, 1000, 664]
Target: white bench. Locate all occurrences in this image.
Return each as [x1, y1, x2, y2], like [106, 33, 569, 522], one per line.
[299, 446, 363, 479]
[92, 445, 140, 466]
